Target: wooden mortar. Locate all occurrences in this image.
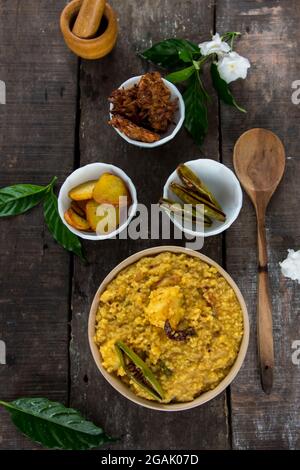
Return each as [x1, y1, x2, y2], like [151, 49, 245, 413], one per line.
[72, 0, 106, 39]
[60, 0, 118, 59]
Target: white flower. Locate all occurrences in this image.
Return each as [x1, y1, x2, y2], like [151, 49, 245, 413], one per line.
[217, 51, 250, 84]
[198, 33, 230, 57]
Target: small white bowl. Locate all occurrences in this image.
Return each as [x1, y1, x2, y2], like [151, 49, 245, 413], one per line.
[58, 163, 138, 241]
[109, 75, 185, 148]
[163, 159, 243, 237]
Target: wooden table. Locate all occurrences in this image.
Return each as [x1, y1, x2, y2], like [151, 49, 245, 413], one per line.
[0, 0, 299, 450]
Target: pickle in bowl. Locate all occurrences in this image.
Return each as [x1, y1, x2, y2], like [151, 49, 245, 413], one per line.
[163, 164, 227, 229]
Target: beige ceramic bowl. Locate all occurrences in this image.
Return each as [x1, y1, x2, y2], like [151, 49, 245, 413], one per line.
[88, 246, 249, 411]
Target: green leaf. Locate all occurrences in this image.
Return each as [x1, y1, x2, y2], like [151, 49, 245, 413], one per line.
[43, 189, 85, 261]
[166, 65, 195, 84]
[211, 63, 246, 112]
[0, 177, 56, 217]
[0, 398, 113, 450]
[178, 48, 194, 63]
[140, 39, 200, 69]
[183, 72, 208, 146]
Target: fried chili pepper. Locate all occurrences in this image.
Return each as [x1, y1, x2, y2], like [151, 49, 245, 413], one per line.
[177, 164, 223, 210]
[170, 183, 226, 222]
[159, 198, 212, 227]
[115, 341, 164, 401]
[164, 320, 196, 342]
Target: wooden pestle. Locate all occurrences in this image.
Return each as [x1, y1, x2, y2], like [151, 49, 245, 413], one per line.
[72, 0, 106, 39]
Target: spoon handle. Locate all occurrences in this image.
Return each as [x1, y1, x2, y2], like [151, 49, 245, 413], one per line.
[257, 213, 274, 394]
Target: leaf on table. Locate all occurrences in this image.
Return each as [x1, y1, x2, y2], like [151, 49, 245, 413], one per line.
[166, 65, 195, 84]
[43, 189, 85, 261]
[0, 398, 113, 450]
[210, 63, 246, 112]
[183, 73, 208, 146]
[0, 177, 56, 217]
[140, 38, 201, 69]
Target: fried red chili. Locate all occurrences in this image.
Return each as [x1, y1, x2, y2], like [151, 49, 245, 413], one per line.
[164, 320, 196, 342]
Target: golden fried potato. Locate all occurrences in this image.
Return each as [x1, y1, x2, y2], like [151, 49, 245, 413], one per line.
[77, 200, 89, 212]
[68, 180, 97, 201]
[86, 200, 119, 234]
[64, 208, 90, 231]
[71, 200, 87, 218]
[93, 173, 130, 206]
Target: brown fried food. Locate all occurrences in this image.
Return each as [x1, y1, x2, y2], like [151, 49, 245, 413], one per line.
[109, 85, 140, 124]
[137, 72, 178, 133]
[109, 72, 178, 139]
[109, 114, 160, 143]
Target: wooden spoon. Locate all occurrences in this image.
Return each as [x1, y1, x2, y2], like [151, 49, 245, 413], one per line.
[233, 128, 285, 394]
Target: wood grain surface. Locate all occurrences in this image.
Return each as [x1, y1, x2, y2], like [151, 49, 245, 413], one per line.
[217, 0, 300, 449]
[69, 0, 229, 450]
[0, 0, 299, 450]
[0, 0, 78, 449]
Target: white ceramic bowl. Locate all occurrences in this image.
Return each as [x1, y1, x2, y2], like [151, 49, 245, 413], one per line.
[163, 159, 243, 237]
[109, 75, 185, 148]
[58, 163, 138, 240]
[88, 246, 249, 411]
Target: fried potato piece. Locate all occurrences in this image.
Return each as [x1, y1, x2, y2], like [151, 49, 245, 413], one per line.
[77, 200, 89, 213]
[64, 208, 90, 231]
[71, 200, 87, 218]
[109, 114, 160, 143]
[145, 286, 184, 330]
[68, 180, 97, 201]
[93, 172, 130, 206]
[86, 200, 119, 233]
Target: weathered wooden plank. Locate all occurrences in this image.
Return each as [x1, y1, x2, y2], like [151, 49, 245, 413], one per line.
[70, 0, 230, 450]
[217, 0, 300, 449]
[0, 0, 77, 449]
